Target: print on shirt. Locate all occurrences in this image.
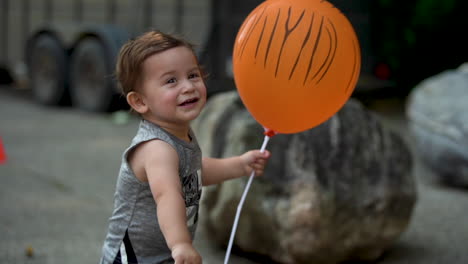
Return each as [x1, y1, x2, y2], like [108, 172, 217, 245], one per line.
[182, 170, 202, 207]
[183, 169, 202, 226]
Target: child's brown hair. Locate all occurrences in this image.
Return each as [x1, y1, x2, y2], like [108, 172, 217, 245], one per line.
[116, 30, 196, 96]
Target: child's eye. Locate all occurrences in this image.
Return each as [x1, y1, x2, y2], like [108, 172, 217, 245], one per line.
[188, 73, 200, 79]
[166, 78, 176, 84]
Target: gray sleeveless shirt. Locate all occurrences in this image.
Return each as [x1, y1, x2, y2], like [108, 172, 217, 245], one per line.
[100, 119, 202, 264]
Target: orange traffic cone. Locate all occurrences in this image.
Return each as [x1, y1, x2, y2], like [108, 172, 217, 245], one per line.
[0, 137, 6, 164]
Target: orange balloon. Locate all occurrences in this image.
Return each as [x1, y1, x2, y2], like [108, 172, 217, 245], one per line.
[233, 0, 361, 134]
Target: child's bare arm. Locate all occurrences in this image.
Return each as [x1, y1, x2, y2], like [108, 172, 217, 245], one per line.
[133, 140, 201, 263]
[202, 150, 271, 186]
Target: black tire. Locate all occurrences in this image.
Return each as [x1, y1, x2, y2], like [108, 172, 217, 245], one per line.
[0, 67, 13, 85]
[69, 37, 114, 112]
[28, 34, 68, 105]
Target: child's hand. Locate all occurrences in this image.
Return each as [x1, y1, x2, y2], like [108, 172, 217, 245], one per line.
[171, 242, 202, 264]
[240, 150, 271, 177]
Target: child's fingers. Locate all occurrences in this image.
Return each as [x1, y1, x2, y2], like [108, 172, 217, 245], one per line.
[251, 152, 270, 176]
[254, 159, 267, 167]
[243, 150, 271, 176]
[252, 150, 270, 161]
[256, 150, 270, 163]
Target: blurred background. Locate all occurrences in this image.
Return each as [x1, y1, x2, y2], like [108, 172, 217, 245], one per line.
[1, 0, 467, 263]
[2, 0, 468, 104]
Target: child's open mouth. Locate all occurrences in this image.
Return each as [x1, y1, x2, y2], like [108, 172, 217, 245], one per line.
[178, 98, 199, 107]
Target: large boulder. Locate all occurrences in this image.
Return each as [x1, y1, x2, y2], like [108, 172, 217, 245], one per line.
[193, 91, 416, 264]
[406, 63, 468, 187]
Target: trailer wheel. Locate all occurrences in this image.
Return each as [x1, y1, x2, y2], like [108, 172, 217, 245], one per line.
[70, 37, 114, 112]
[28, 34, 68, 105]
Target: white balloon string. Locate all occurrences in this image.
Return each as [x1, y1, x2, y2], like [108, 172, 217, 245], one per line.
[224, 135, 271, 264]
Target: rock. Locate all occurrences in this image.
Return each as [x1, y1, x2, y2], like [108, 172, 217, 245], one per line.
[406, 63, 468, 187]
[193, 91, 417, 264]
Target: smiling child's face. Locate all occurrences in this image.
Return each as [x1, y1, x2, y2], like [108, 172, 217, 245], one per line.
[136, 46, 207, 130]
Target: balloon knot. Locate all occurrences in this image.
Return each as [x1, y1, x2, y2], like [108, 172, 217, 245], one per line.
[263, 129, 277, 138]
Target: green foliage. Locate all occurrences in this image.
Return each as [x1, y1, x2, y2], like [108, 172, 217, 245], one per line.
[371, 0, 467, 93]
[411, 0, 457, 27]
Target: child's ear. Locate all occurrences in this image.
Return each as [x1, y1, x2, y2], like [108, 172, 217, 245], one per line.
[127, 91, 148, 114]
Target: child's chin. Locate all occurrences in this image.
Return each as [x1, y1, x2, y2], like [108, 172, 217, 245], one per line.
[188, 112, 202, 121]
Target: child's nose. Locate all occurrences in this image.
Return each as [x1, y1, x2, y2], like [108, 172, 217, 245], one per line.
[181, 79, 196, 93]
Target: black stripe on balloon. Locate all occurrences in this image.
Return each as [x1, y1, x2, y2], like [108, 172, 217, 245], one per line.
[239, 5, 267, 59]
[303, 15, 324, 85]
[345, 38, 359, 93]
[311, 27, 333, 83]
[255, 13, 268, 60]
[289, 12, 315, 80]
[315, 18, 337, 85]
[275, 7, 305, 77]
[264, 8, 281, 68]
